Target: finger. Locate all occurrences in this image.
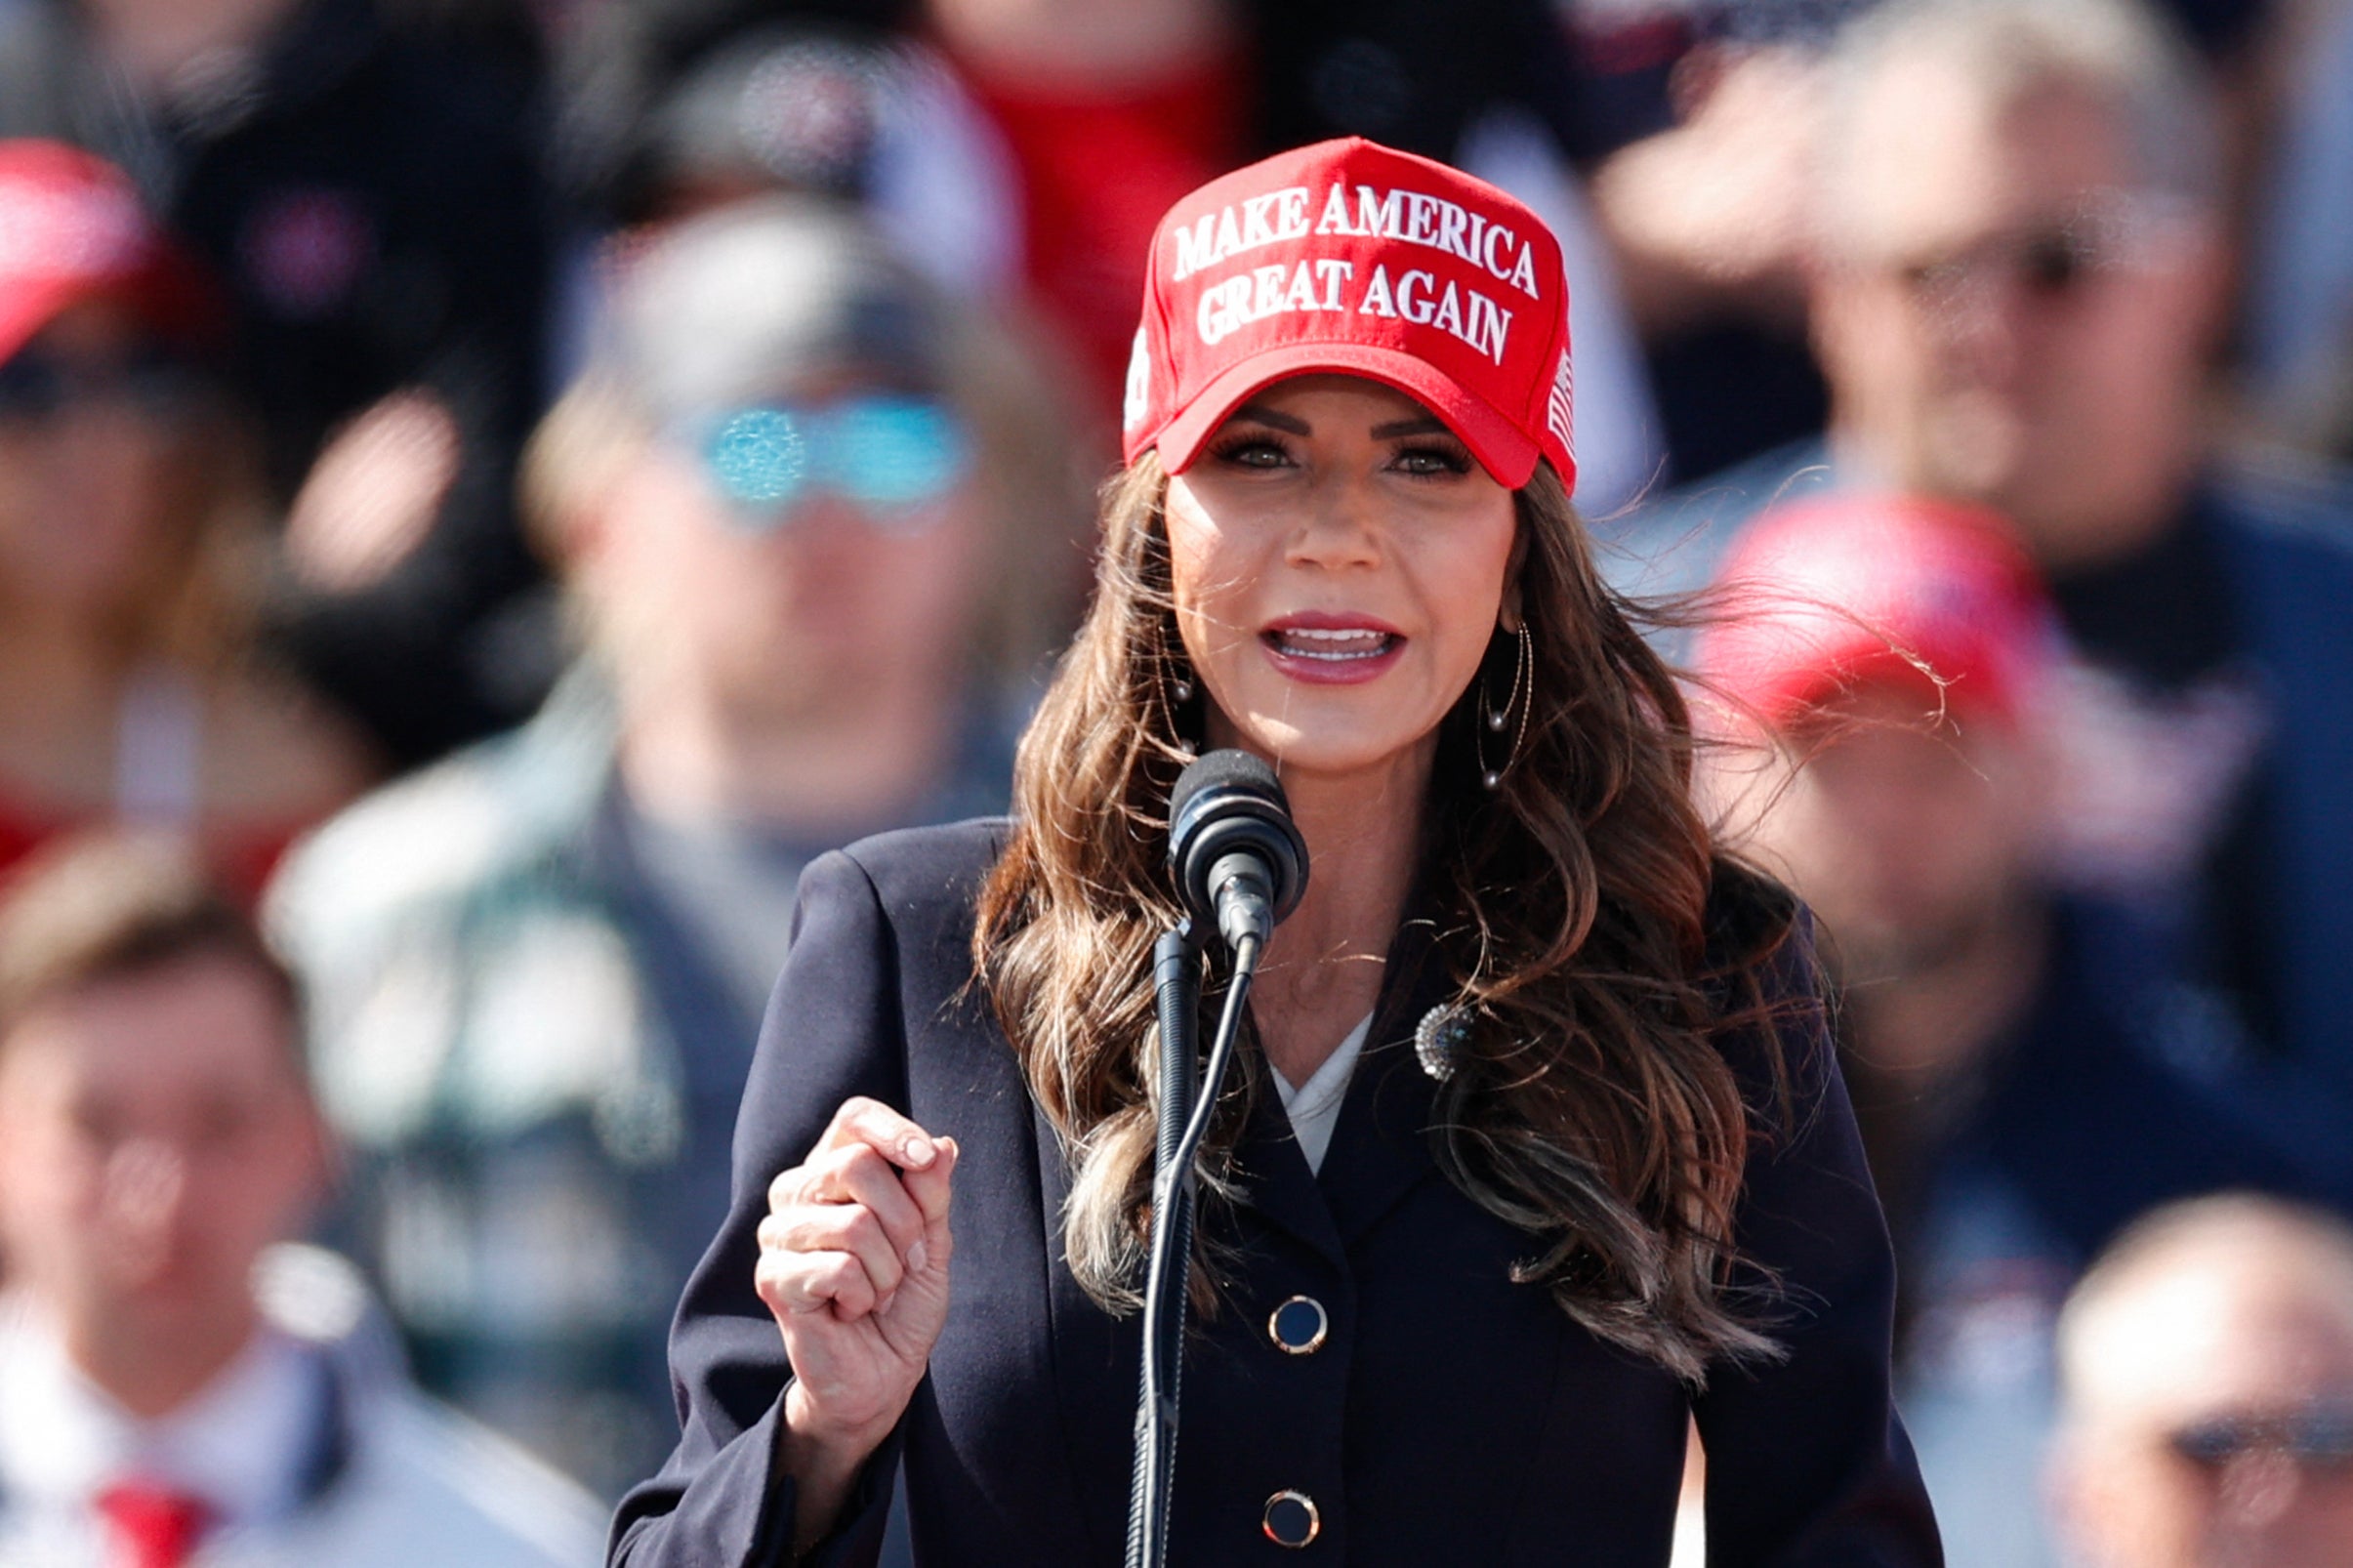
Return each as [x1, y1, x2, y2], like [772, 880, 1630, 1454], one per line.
[814, 1143, 928, 1259]
[775, 1202, 906, 1298]
[901, 1138, 958, 1277]
[757, 1248, 879, 1320]
[901, 1135, 958, 1231]
[817, 1096, 941, 1172]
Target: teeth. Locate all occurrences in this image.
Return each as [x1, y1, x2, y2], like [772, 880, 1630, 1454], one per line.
[1270, 627, 1393, 660]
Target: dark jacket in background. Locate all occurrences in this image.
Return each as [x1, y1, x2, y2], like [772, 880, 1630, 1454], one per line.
[610, 820, 1941, 1567]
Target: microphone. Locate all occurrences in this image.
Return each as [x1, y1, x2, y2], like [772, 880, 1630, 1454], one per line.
[1130, 750, 1308, 1568]
[1168, 749, 1309, 953]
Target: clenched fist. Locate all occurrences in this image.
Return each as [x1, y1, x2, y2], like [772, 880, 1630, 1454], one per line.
[758, 1094, 957, 1543]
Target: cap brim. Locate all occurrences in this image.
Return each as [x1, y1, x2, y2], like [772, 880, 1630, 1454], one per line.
[0, 277, 83, 367]
[0, 253, 222, 369]
[1151, 342, 1542, 489]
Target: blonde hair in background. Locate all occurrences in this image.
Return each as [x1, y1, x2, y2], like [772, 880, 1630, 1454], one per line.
[1819, 0, 2222, 233]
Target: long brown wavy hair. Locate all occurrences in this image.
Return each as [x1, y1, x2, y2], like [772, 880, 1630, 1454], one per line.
[973, 450, 1799, 1382]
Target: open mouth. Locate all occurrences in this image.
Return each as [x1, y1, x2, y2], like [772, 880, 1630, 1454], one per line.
[1260, 625, 1399, 663]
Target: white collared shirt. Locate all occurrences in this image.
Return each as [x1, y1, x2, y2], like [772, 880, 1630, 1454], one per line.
[0, 1261, 607, 1568]
[1271, 1012, 1373, 1175]
[0, 1296, 320, 1542]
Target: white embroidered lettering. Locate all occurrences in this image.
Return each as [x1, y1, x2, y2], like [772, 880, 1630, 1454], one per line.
[1242, 194, 1279, 248]
[1508, 244, 1540, 298]
[1172, 215, 1217, 282]
[1276, 187, 1311, 240]
[1252, 264, 1288, 318]
[1468, 293, 1513, 363]
[1313, 258, 1352, 311]
[1438, 202, 1470, 263]
[1397, 268, 1437, 324]
[1316, 184, 1354, 235]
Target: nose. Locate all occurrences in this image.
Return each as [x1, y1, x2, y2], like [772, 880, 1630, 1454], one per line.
[102, 1138, 189, 1262]
[1926, 270, 2031, 388]
[1284, 470, 1383, 569]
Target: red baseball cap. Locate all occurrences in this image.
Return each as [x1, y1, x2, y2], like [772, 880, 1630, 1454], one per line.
[1693, 493, 2057, 731]
[1121, 137, 1575, 490]
[0, 140, 218, 367]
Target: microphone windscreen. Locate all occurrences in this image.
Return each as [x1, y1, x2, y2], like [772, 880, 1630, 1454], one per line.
[1170, 749, 1286, 826]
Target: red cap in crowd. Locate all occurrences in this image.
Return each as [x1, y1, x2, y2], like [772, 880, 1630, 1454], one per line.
[0, 140, 218, 366]
[1121, 137, 1575, 490]
[1693, 493, 2057, 731]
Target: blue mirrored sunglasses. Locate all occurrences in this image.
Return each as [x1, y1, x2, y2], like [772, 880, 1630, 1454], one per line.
[691, 395, 971, 533]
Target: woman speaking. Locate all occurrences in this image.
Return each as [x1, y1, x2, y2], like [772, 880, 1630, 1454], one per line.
[610, 140, 1940, 1566]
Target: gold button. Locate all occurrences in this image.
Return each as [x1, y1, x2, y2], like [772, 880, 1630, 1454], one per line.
[1262, 1490, 1320, 1547]
[1268, 1295, 1329, 1355]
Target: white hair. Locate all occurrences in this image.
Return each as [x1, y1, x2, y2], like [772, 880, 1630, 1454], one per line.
[1820, 0, 2222, 221]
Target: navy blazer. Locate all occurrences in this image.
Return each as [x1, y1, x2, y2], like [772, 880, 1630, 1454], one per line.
[610, 820, 1940, 1566]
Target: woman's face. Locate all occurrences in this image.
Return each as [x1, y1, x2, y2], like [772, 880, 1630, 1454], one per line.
[1164, 375, 1519, 787]
[0, 302, 205, 620]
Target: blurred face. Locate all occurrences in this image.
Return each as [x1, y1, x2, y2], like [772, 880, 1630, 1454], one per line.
[584, 384, 987, 724]
[1164, 376, 1519, 790]
[0, 953, 324, 1384]
[1811, 67, 2219, 567]
[2058, 1261, 2353, 1568]
[0, 300, 212, 620]
[1739, 681, 2040, 982]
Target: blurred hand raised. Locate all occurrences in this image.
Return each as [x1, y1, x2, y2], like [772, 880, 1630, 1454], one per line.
[757, 1096, 958, 1454]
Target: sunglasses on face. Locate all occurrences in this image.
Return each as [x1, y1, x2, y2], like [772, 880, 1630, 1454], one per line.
[2168, 1403, 2353, 1471]
[684, 394, 972, 535]
[0, 343, 211, 423]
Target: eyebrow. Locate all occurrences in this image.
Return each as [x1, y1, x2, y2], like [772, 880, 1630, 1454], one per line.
[1224, 404, 1454, 440]
[1226, 402, 1309, 434]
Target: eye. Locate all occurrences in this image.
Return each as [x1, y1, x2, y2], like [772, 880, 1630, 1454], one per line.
[1206, 430, 1296, 470]
[1390, 440, 1472, 477]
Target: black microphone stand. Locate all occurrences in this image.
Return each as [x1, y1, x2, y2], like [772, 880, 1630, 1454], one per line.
[1125, 922, 1261, 1568]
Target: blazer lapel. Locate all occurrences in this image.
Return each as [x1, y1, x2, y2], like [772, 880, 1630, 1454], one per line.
[1033, 1099, 1144, 1561]
[1316, 912, 1450, 1245]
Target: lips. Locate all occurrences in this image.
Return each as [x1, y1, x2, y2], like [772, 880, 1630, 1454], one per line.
[1258, 614, 1405, 684]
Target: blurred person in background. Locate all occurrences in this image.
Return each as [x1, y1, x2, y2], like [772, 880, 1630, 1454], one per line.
[1614, 0, 2353, 1195]
[2241, 0, 2353, 464]
[2049, 1194, 2353, 1568]
[0, 831, 605, 1567]
[0, 141, 370, 901]
[267, 195, 1084, 1496]
[0, 0, 558, 767]
[1696, 492, 2318, 1568]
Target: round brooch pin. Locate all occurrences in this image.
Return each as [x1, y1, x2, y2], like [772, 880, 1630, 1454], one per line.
[1414, 1005, 1470, 1082]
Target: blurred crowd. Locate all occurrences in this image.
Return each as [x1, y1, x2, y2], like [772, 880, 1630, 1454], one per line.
[1, 0, 2353, 1563]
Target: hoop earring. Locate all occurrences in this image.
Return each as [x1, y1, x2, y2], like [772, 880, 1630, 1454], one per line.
[1475, 623, 1531, 791]
[1161, 650, 1198, 741]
